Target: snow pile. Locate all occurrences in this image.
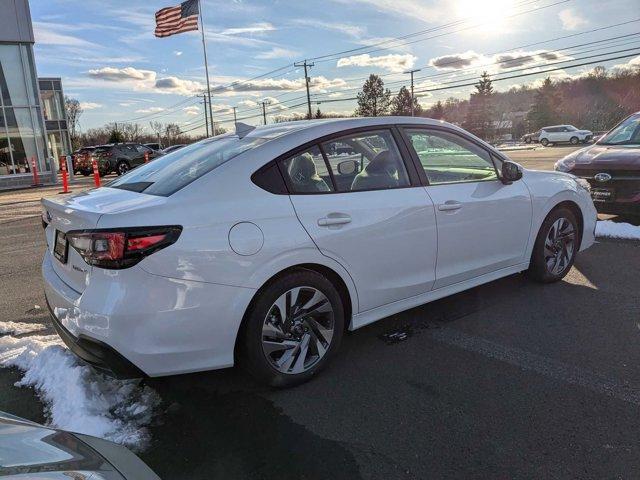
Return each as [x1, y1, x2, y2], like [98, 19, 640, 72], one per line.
[0, 333, 160, 450]
[0, 322, 47, 335]
[596, 220, 640, 240]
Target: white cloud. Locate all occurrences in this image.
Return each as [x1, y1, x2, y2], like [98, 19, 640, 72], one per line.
[337, 53, 417, 73]
[155, 76, 205, 95]
[33, 21, 100, 48]
[237, 99, 258, 108]
[87, 67, 156, 82]
[428, 49, 572, 72]
[291, 19, 365, 38]
[256, 47, 300, 60]
[183, 106, 200, 116]
[611, 55, 640, 73]
[558, 8, 588, 31]
[174, 51, 183, 56]
[220, 22, 276, 35]
[262, 97, 288, 111]
[220, 76, 348, 93]
[79, 102, 102, 110]
[135, 107, 165, 114]
[333, 0, 445, 22]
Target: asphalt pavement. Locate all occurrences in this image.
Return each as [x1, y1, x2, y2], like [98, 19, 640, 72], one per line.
[2, 144, 640, 479]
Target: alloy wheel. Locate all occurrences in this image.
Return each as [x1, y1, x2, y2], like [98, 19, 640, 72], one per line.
[544, 217, 576, 275]
[118, 163, 129, 175]
[261, 286, 335, 375]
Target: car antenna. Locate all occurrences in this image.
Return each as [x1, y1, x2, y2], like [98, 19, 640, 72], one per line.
[235, 122, 255, 139]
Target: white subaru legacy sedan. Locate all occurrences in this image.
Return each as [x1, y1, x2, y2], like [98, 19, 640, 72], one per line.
[41, 117, 597, 387]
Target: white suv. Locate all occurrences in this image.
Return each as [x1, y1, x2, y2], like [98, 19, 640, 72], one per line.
[539, 125, 593, 146]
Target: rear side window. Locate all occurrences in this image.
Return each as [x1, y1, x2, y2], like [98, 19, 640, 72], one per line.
[322, 130, 409, 192]
[108, 135, 268, 196]
[279, 146, 334, 193]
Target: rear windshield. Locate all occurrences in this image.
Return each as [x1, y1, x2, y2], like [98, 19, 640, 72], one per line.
[107, 134, 268, 196]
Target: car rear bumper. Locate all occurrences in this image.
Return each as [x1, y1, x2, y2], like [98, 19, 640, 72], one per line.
[46, 297, 146, 378]
[42, 250, 256, 377]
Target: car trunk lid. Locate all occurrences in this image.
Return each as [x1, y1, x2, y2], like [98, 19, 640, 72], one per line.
[42, 188, 167, 293]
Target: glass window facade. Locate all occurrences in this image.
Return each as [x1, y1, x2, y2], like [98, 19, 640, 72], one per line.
[39, 78, 72, 162]
[0, 44, 47, 176]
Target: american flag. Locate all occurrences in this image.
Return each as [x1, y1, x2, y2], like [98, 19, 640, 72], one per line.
[154, 0, 199, 38]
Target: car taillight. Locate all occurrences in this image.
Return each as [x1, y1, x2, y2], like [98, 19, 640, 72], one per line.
[67, 226, 182, 269]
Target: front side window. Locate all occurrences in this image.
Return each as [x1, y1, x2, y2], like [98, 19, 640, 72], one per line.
[322, 130, 410, 192]
[280, 146, 333, 193]
[599, 115, 640, 145]
[405, 129, 498, 185]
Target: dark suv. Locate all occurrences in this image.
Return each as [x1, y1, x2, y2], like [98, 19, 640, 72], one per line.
[93, 143, 161, 176]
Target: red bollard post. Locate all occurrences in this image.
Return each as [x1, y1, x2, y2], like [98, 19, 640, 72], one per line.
[144, 151, 149, 163]
[59, 156, 71, 194]
[92, 158, 101, 188]
[30, 157, 40, 186]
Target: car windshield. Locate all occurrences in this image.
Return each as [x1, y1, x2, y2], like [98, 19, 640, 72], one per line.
[107, 134, 269, 196]
[598, 115, 640, 145]
[566, 126, 578, 131]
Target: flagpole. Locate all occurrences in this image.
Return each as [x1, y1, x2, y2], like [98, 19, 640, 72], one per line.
[198, 0, 215, 136]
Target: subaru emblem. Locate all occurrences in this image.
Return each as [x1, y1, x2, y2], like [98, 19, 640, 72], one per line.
[594, 173, 611, 182]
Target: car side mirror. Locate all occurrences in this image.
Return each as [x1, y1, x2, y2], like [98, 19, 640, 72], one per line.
[501, 161, 523, 184]
[337, 160, 360, 175]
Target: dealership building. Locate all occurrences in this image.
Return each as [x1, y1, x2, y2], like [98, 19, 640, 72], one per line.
[0, 0, 69, 189]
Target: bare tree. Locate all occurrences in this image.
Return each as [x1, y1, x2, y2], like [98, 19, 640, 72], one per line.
[64, 96, 83, 149]
[121, 123, 145, 142]
[164, 123, 182, 146]
[149, 121, 165, 146]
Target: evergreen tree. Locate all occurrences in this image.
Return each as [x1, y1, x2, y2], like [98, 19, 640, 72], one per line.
[315, 107, 323, 119]
[390, 86, 422, 116]
[526, 77, 561, 130]
[429, 100, 445, 119]
[355, 74, 391, 117]
[463, 72, 495, 140]
[108, 128, 124, 143]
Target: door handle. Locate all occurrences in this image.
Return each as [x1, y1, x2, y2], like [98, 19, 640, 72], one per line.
[318, 214, 352, 226]
[438, 201, 462, 212]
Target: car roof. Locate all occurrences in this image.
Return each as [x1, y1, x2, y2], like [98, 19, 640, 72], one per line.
[217, 117, 461, 144]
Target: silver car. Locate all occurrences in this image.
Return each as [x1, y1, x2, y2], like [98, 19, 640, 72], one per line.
[0, 412, 159, 479]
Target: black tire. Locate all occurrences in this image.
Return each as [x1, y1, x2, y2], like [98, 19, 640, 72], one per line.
[540, 138, 549, 146]
[239, 269, 344, 387]
[570, 136, 579, 145]
[116, 161, 130, 176]
[527, 207, 580, 283]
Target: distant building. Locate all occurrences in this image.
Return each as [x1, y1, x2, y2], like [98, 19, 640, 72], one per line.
[39, 77, 72, 162]
[0, 0, 52, 189]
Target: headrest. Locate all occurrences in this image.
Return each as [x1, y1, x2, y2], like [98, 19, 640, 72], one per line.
[365, 150, 395, 174]
[288, 153, 318, 183]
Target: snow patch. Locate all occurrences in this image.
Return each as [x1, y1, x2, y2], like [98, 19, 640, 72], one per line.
[596, 220, 640, 240]
[0, 333, 160, 450]
[0, 322, 47, 335]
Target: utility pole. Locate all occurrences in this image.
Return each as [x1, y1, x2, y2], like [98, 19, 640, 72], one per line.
[202, 94, 209, 137]
[294, 60, 314, 119]
[232, 106, 237, 124]
[261, 101, 268, 125]
[404, 69, 421, 116]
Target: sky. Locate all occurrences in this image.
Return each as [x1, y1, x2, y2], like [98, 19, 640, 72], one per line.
[30, 0, 640, 134]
